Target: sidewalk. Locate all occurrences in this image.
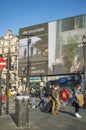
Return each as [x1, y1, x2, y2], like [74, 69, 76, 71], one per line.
[29, 106, 86, 130]
[0, 115, 17, 130]
[0, 105, 86, 130]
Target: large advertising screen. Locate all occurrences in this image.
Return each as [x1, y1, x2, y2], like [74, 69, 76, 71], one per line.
[48, 15, 86, 75]
[19, 14, 86, 76]
[19, 23, 48, 76]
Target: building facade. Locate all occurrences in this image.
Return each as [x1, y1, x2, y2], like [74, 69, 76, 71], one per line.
[0, 30, 19, 90]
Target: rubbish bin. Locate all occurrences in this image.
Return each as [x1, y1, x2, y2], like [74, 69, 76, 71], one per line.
[15, 96, 29, 127]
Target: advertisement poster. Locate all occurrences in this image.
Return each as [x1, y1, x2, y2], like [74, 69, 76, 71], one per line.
[19, 15, 86, 77]
[19, 23, 48, 76]
[48, 15, 86, 75]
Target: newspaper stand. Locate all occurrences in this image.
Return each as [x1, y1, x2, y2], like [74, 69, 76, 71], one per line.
[15, 96, 29, 127]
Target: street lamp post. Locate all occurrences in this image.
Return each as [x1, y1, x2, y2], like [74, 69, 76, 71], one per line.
[26, 38, 31, 93]
[21, 36, 31, 128]
[6, 47, 10, 114]
[82, 35, 86, 109]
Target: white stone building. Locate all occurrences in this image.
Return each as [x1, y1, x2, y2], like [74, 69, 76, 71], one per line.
[0, 30, 19, 89]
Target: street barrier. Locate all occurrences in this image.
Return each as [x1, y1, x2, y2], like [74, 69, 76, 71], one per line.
[15, 96, 29, 127]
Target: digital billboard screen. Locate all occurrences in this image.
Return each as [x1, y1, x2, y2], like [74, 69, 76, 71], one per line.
[19, 23, 48, 76]
[48, 15, 86, 75]
[19, 14, 86, 77]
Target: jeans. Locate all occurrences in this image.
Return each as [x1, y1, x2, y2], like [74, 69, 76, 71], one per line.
[79, 107, 83, 116]
[75, 103, 79, 113]
[62, 101, 67, 107]
[38, 98, 44, 108]
[75, 103, 83, 116]
[31, 97, 36, 107]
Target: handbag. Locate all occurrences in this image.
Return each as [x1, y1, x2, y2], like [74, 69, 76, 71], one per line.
[76, 94, 84, 106]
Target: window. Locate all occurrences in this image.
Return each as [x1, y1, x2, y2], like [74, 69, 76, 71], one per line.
[75, 15, 85, 29]
[61, 17, 75, 32]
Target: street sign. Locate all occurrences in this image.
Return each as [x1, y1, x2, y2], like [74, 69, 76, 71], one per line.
[0, 58, 7, 70]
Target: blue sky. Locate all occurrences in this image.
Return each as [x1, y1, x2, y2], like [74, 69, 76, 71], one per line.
[0, 0, 86, 37]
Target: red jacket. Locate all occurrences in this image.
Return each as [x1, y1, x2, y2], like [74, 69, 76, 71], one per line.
[60, 89, 69, 102]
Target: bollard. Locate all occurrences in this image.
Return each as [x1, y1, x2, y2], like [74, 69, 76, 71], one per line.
[15, 96, 29, 127]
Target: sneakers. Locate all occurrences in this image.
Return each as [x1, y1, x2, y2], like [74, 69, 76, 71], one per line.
[75, 113, 82, 118]
[32, 105, 36, 108]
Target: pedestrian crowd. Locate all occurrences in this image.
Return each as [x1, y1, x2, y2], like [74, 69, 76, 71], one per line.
[29, 82, 85, 119]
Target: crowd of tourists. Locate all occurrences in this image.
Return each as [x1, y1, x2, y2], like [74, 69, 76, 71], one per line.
[29, 83, 85, 119]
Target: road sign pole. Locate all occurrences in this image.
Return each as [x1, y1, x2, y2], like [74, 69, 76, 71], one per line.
[0, 70, 2, 115]
[6, 49, 10, 114]
[0, 57, 6, 115]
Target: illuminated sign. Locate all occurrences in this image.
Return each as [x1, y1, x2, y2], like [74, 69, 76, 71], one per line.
[19, 14, 86, 76]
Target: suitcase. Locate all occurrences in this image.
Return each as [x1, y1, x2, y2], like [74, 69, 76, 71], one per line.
[41, 100, 52, 113]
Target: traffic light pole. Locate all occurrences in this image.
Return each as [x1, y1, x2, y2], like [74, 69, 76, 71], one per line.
[6, 49, 10, 114]
[0, 70, 2, 115]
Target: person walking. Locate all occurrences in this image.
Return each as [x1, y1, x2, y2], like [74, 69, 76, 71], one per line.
[38, 87, 45, 109]
[60, 87, 69, 109]
[51, 83, 61, 115]
[30, 88, 37, 108]
[74, 84, 84, 118]
[68, 89, 73, 106]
